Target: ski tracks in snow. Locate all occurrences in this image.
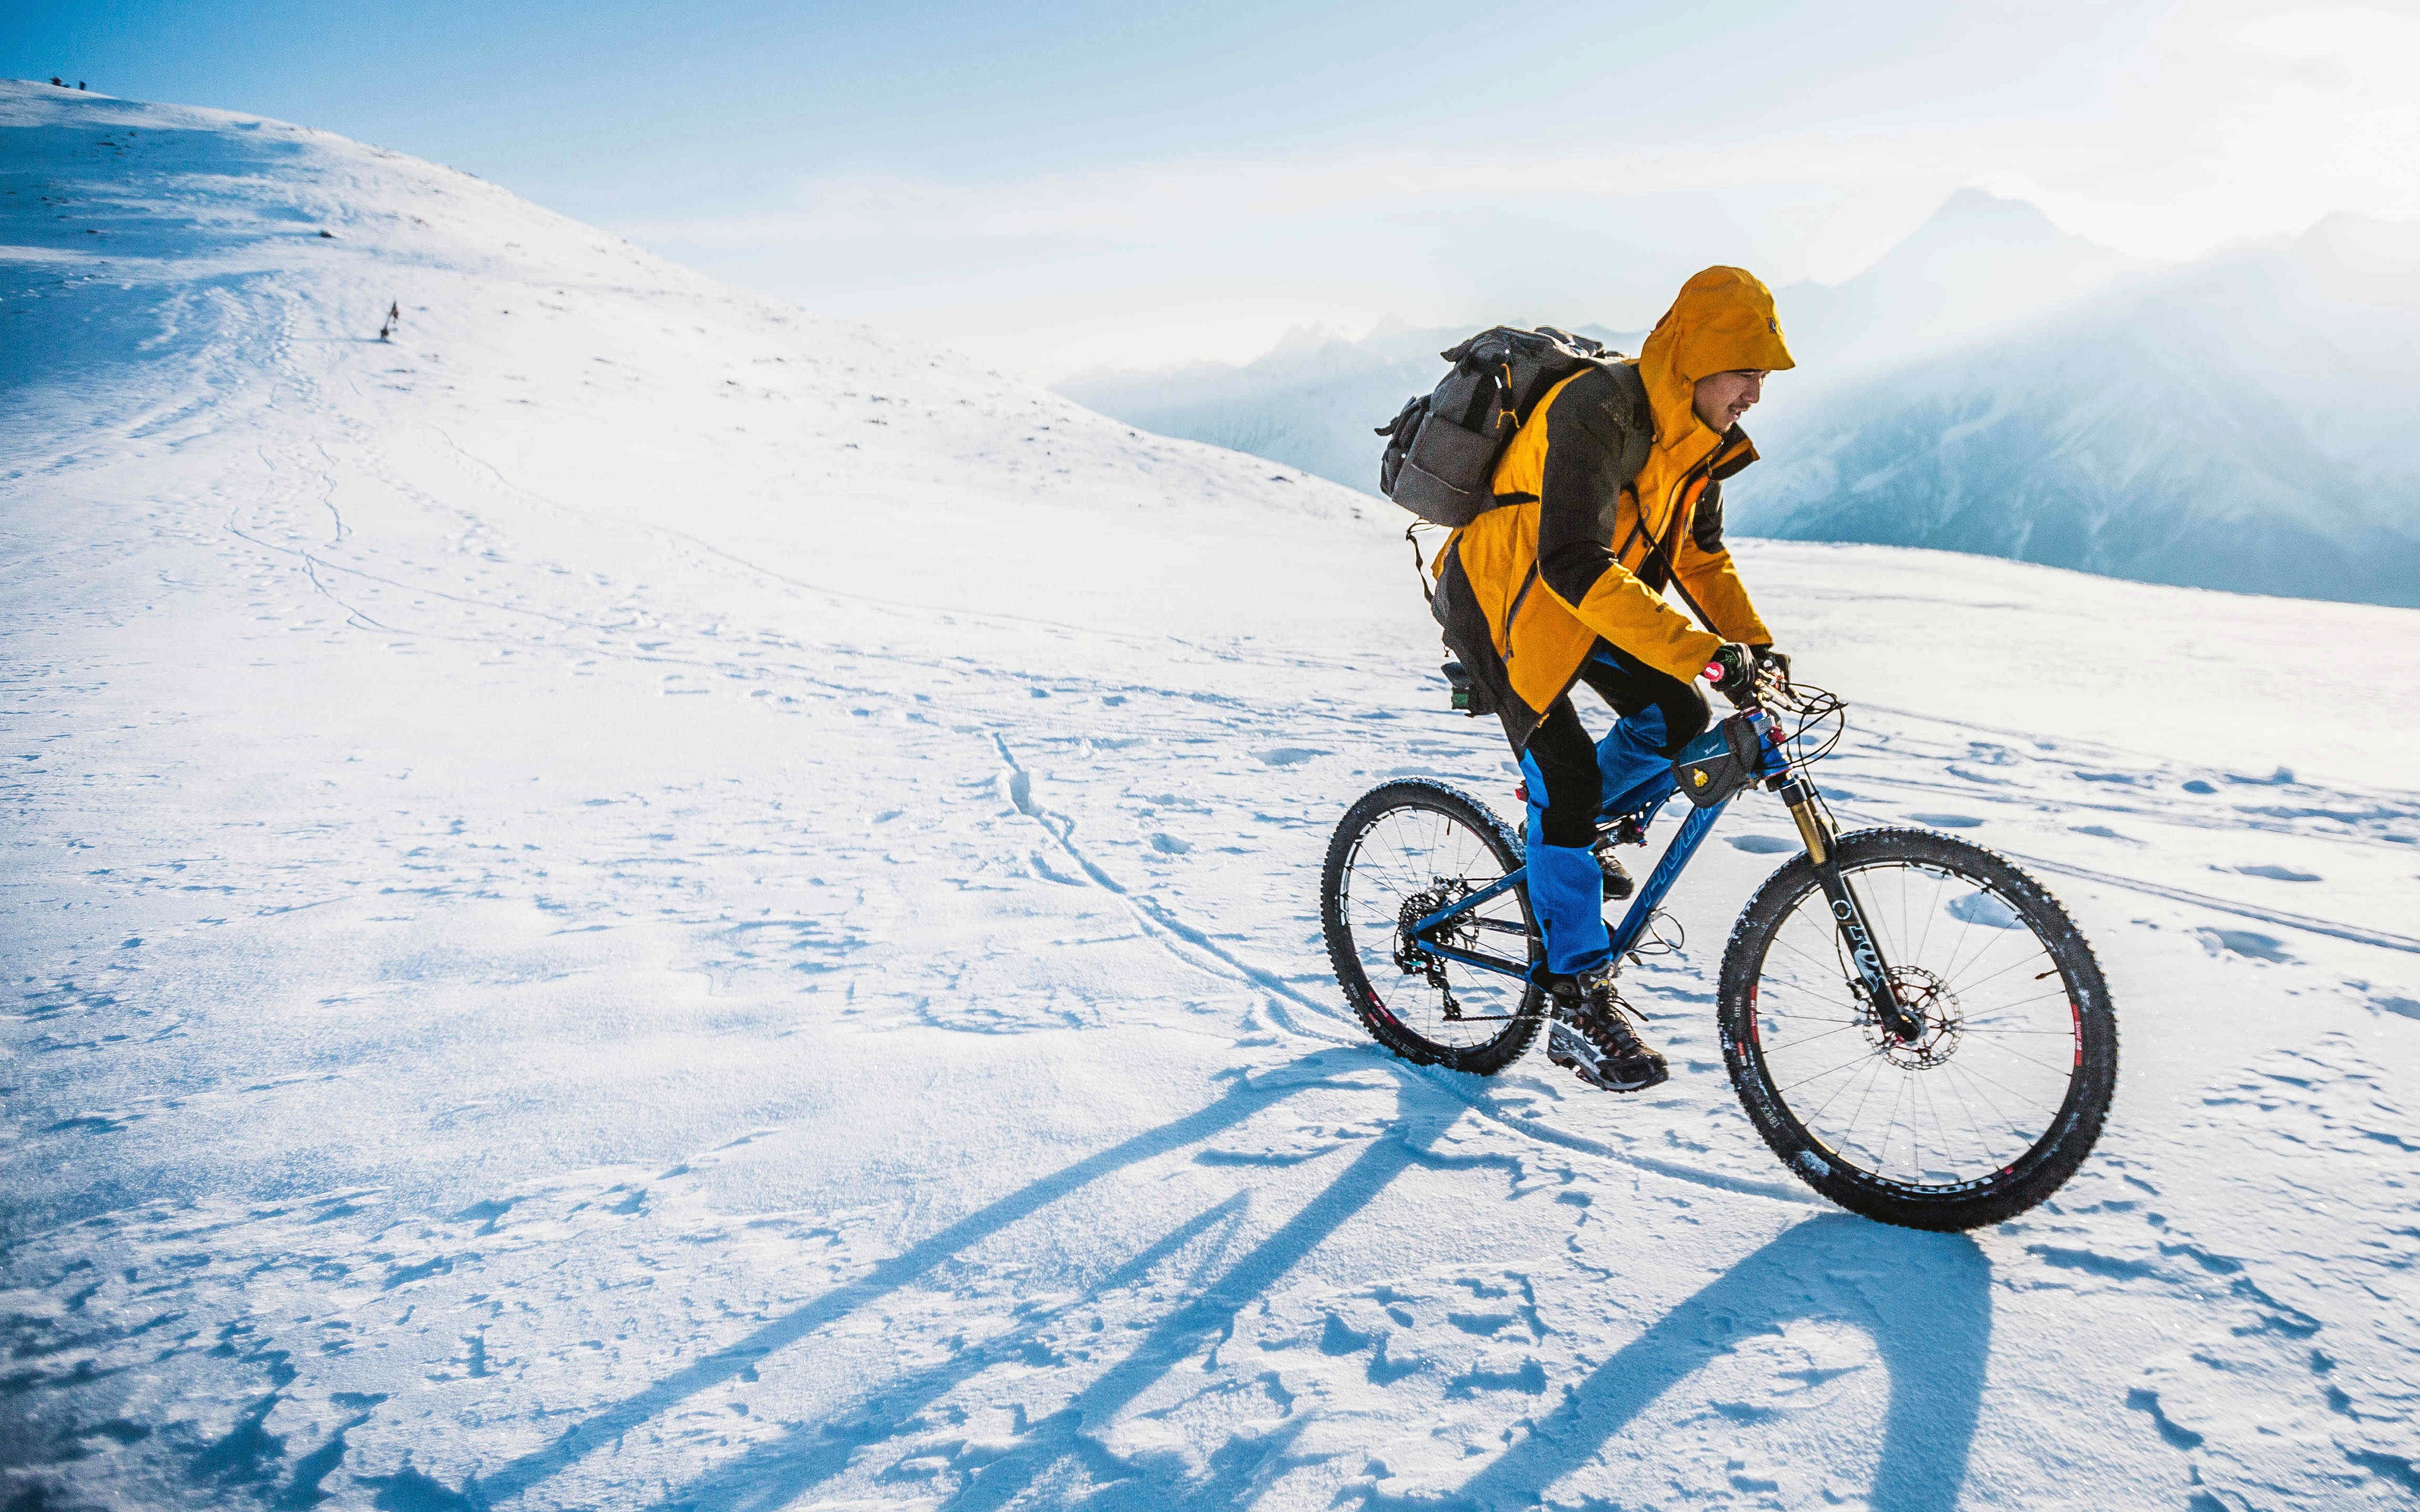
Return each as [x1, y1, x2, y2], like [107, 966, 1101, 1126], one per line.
[989, 730, 1357, 1050]
[987, 730, 1821, 1208]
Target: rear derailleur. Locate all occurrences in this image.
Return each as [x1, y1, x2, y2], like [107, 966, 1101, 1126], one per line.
[1395, 883, 1472, 1019]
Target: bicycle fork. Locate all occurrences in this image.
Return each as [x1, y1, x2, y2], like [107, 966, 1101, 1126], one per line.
[1780, 774, 1924, 1042]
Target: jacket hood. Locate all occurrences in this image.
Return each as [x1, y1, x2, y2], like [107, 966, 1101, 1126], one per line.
[1637, 266, 1796, 457]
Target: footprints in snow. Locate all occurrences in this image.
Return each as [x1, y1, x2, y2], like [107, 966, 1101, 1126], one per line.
[1906, 811, 1985, 829]
[1726, 834, 1797, 855]
[1301, 1273, 1550, 1395]
[2199, 928, 2292, 963]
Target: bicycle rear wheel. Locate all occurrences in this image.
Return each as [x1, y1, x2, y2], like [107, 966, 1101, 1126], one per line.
[1321, 780, 1543, 1074]
[1718, 828, 2117, 1230]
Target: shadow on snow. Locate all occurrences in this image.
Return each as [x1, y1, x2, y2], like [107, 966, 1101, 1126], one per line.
[463, 1049, 1990, 1512]
[1371, 1213, 1991, 1512]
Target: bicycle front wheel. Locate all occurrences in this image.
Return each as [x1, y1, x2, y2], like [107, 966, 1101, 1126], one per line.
[1718, 828, 2117, 1230]
[1320, 780, 1543, 1075]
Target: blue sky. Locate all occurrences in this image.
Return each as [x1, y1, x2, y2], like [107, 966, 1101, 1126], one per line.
[12, 1, 2416, 374]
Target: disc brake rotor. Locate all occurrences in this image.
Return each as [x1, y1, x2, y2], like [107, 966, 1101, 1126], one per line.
[1861, 963, 1964, 1068]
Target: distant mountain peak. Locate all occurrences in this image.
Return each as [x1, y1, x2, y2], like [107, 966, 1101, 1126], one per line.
[1889, 189, 2104, 260]
[1927, 186, 2059, 229]
[1770, 188, 2140, 380]
[2295, 210, 2420, 273]
[1267, 321, 1362, 355]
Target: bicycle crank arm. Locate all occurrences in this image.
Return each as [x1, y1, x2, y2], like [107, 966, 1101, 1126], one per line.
[1811, 858, 1925, 1041]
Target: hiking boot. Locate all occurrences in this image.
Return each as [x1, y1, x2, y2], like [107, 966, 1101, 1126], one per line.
[1592, 837, 1635, 902]
[1544, 975, 1669, 1092]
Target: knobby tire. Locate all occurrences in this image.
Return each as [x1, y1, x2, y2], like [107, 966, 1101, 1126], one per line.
[1717, 827, 2118, 1230]
[1320, 781, 1545, 1075]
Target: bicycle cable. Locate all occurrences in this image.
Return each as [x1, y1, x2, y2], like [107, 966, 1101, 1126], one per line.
[1625, 907, 1687, 966]
[1761, 678, 1847, 770]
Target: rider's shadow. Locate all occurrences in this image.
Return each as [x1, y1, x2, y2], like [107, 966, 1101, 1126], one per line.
[493, 1056, 1988, 1512]
[1400, 1212, 1993, 1512]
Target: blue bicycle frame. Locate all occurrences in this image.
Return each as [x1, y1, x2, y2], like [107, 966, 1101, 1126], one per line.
[1409, 794, 1729, 982]
[1407, 709, 1791, 985]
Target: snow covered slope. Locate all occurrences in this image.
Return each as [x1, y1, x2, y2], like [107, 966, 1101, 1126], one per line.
[7, 79, 2420, 1512]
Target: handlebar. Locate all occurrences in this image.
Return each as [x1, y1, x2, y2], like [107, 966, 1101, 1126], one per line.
[1702, 660, 1790, 711]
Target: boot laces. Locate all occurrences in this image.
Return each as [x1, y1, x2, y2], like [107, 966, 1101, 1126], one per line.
[1560, 978, 1647, 1057]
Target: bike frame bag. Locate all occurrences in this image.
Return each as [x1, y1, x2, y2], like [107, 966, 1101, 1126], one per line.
[1673, 713, 1773, 808]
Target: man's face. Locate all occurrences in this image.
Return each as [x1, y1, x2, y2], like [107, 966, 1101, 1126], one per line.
[1691, 369, 1768, 433]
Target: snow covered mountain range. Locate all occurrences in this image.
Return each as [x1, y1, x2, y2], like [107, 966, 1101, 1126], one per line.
[1743, 213, 2420, 607]
[1063, 193, 2420, 609]
[1773, 188, 2145, 379]
[7, 79, 2420, 1511]
[1057, 321, 1647, 493]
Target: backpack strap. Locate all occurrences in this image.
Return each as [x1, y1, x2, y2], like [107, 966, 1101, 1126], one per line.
[1599, 362, 1719, 637]
[1605, 363, 1659, 566]
[1606, 360, 1654, 498]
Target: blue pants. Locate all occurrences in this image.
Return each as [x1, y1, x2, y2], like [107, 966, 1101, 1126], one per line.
[1596, 703, 1676, 821]
[1520, 644, 1711, 977]
[1522, 749, 1610, 978]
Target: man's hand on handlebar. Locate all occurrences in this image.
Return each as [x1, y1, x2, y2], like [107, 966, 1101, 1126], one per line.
[1705, 643, 1792, 707]
[1751, 644, 1792, 691]
[1705, 643, 1758, 704]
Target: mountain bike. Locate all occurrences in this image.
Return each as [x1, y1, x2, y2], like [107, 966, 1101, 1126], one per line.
[1318, 677, 2117, 1231]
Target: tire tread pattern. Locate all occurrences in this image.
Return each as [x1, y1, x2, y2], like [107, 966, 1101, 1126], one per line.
[1717, 827, 2118, 1231]
[1320, 780, 1544, 1075]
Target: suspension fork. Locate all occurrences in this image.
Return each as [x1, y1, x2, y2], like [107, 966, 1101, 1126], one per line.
[1778, 773, 1923, 1041]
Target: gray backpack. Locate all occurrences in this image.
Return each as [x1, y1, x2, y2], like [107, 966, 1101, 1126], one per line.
[1375, 326, 1634, 527]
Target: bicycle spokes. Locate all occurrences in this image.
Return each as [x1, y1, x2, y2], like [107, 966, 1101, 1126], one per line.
[1748, 859, 2081, 1188]
[1333, 795, 1536, 1053]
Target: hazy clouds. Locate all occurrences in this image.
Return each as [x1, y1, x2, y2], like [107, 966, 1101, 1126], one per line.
[21, 0, 2412, 378]
[616, 3, 2416, 377]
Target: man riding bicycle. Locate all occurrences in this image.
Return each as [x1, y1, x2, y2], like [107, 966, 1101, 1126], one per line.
[1427, 266, 1796, 1094]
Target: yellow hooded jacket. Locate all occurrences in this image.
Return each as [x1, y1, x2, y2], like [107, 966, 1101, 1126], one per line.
[1429, 266, 1795, 750]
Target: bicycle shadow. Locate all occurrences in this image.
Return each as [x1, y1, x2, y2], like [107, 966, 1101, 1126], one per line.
[623, 1070, 1509, 1512]
[470, 1049, 1383, 1506]
[472, 1051, 1990, 1512]
[1380, 1213, 1993, 1512]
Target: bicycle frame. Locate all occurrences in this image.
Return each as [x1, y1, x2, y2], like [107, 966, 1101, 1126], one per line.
[1410, 794, 1727, 982]
[1403, 700, 1922, 1038]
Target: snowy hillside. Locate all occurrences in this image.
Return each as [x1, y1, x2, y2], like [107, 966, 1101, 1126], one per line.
[8, 78, 2420, 1512]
